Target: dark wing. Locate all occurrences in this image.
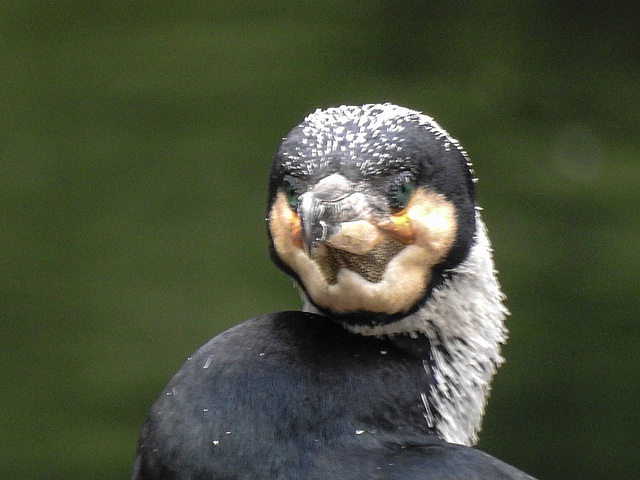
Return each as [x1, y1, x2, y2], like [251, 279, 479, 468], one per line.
[131, 313, 537, 480]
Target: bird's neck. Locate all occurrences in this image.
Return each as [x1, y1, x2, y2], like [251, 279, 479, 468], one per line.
[302, 214, 508, 446]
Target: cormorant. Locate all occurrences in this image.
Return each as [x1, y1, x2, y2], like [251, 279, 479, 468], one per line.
[132, 104, 537, 479]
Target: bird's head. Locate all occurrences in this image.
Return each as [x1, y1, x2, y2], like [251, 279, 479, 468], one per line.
[267, 104, 477, 325]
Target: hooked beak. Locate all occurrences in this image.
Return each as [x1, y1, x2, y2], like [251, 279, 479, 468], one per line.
[297, 174, 380, 255]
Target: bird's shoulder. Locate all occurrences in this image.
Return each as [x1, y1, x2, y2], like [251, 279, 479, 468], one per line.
[133, 312, 430, 479]
[364, 442, 537, 480]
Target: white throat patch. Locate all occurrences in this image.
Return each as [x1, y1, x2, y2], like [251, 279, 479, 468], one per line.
[302, 213, 508, 446]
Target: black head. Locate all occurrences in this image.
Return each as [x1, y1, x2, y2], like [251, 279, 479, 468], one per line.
[266, 104, 476, 325]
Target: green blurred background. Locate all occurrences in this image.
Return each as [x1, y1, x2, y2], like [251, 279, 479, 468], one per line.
[1, 2, 638, 479]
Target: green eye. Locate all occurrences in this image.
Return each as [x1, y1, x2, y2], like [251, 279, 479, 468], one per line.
[389, 181, 414, 213]
[283, 181, 299, 211]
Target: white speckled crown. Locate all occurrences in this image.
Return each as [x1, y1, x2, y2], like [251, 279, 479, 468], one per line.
[281, 103, 474, 180]
[287, 103, 473, 180]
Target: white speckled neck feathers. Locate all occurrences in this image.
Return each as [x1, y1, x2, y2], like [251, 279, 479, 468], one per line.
[301, 212, 508, 446]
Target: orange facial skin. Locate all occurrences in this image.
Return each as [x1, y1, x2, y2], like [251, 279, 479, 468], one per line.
[269, 186, 457, 315]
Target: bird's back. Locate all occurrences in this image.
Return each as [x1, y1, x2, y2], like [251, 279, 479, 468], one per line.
[133, 313, 533, 480]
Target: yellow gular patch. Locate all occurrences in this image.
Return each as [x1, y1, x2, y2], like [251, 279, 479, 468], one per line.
[268, 188, 457, 315]
[403, 188, 458, 263]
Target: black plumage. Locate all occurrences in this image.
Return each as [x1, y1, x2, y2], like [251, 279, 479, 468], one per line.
[133, 314, 532, 479]
[132, 104, 537, 479]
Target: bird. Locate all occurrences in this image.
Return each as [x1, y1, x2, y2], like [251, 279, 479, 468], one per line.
[132, 103, 537, 479]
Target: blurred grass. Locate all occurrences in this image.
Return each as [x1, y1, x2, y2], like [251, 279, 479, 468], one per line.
[1, 1, 639, 479]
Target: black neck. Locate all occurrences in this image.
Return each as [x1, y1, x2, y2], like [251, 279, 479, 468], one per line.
[267, 312, 440, 442]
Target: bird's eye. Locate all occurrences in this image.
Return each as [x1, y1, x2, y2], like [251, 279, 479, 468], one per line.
[388, 181, 414, 214]
[283, 180, 299, 211]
